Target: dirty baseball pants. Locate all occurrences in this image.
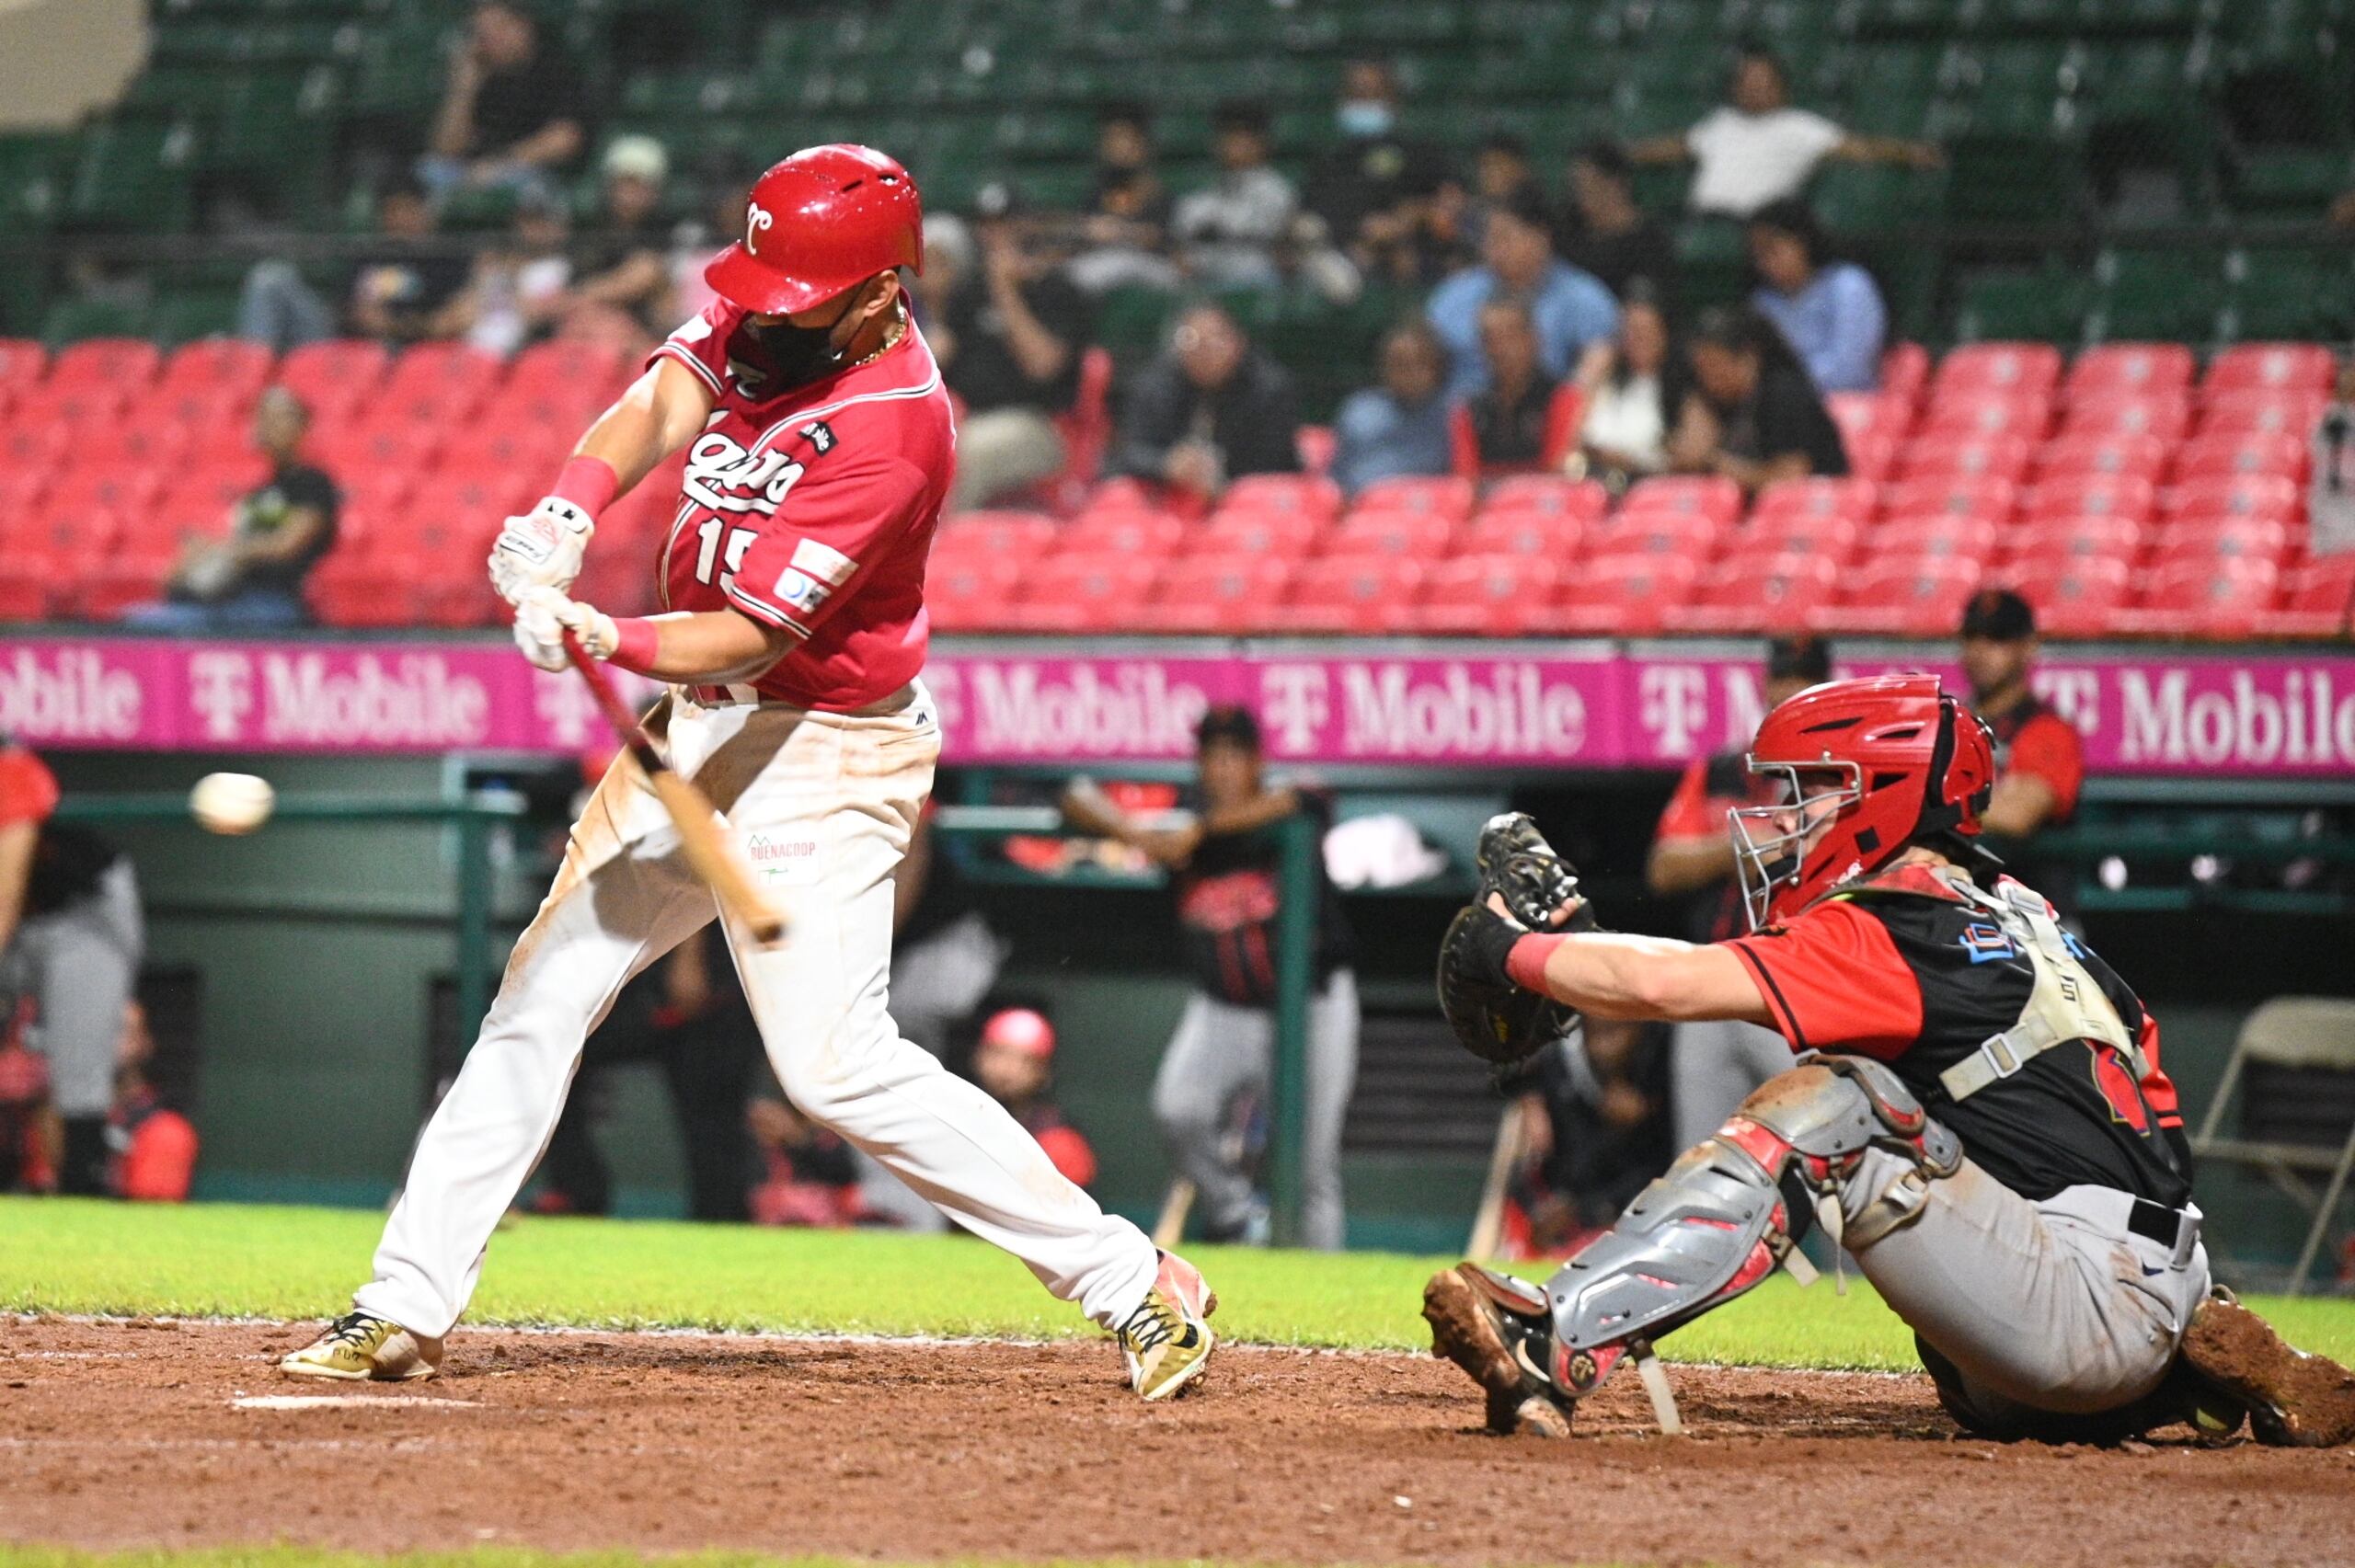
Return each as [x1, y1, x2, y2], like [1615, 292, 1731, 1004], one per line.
[357, 682, 1161, 1339]
[1151, 971, 1358, 1250]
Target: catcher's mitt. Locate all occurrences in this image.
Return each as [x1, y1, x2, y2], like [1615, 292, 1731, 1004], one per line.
[1436, 812, 1594, 1066]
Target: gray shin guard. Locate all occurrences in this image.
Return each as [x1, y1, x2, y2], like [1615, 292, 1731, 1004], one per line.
[1541, 1056, 1962, 1431]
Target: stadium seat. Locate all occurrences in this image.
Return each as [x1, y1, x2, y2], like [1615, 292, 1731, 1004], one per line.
[1273, 555, 1423, 635]
[1222, 473, 1343, 522]
[2159, 474, 2302, 524]
[1196, 505, 1324, 560]
[2172, 429, 2309, 484]
[312, 418, 446, 476]
[2110, 556, 2282, 639]
[1582, 508, 1723, 562]
[1825, 392, 1907, 475]
[1663, 554, 1840, 635]
[43, 468, 163, 520]
[935, 509, 1060, 560]
[1059, 507, 1189, 558]
[508, 339, 631, 396]
[1479, 475, 1610, 523]
[1458, 509, 1587, 561]
[1619, 475, 1744, 524]
[2034, 431, 2168, 483]
[276, 338, 390, 416]
[79, 418, 193, 474]
[1838, 423, 1900, 482]
[410, 472, 537, 530]
[2203, 343, 2338, 400]
[2008, 514, 2146, 572]
[1002, 553, 1163, 632]
[1918, 391, 2053, 441]
[2152, 515, 2293, 567]
[2018, 474, 2155, 523]
[160, 337, 273, 399]
[48, 338, 163, 392]
[1354, 474, 1476, 521]
[2256, 555, 2355, 639]
[441, 419, 571, 478]
[0, 339, 47, 404]
[2016, 557, 2134, 637]
[1727, 511, 1861, 563]
[1552, 553, 1700, 636]
[0, 416, 71, 473]
[1751, 476, 1875, 525]
[166, 453, 272, 519]
[1872, 514, 2004, 565]
[2054, 392, 2190, 443]
[2197, 390, 2327, 441]
[378, 341, 504, 423]
[1892, 432, 2032, 482]
[1815, 555, 1983, 636]
[924, 553, 1025, 633]
[1931, 341, 2063, 401]
[1879, 341, 1931, 411]
[2062, 343, 2195, 399]
[1131, 555, 1295, 635]
[1878, 475, 2018, 521]
[1409, 555, 1563, 637]
[1323, 507, 1457, 559]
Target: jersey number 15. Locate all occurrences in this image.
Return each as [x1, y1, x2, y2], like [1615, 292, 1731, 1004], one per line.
[691, 520, 757, 591]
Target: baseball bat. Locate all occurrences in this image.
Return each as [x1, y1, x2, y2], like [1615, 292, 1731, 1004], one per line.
[562, 633, 787, 944]
[1465, 1099, 1531, 1261]
[1152, 1177, 1196, 1251]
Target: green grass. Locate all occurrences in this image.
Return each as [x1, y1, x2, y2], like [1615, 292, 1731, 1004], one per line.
[6, 1196, 2354, 1369]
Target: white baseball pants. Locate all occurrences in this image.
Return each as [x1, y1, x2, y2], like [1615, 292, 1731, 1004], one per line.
[355, 682, 1161, 1339]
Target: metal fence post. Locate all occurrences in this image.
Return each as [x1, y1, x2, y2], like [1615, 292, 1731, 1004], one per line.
[1269, 811, 1318, 1247]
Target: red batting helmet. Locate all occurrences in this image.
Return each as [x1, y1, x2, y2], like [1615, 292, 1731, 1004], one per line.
[979, 1007, 1056, 1061]
[1729, 673, 1995, 928]
[705, 144, 924, 315]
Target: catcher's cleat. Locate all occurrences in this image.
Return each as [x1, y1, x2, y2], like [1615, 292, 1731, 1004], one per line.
[2178, 1293, 2355, 1448]
[1118, 1250, 1216, 1402]
[278, 1310, 442, 1382]
[1422, 1264, 1577, 1437]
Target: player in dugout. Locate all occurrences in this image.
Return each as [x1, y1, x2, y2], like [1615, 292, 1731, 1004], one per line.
[1958, 588, 2085, 913]
[1425, 673, 2355, 1447]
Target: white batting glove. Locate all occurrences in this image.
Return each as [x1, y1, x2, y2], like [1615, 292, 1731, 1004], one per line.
[488, 497, 595, 606]
[511, 586, 572, 672]
[550, 594, 621, 660]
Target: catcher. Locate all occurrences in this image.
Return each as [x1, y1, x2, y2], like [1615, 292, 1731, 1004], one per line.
[1429, 673, 2355, 1446]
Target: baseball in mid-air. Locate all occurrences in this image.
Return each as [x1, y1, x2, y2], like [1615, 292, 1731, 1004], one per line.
[190, 772, 275, 835]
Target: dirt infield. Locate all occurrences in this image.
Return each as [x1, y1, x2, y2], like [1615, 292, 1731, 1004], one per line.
[5, 1319, 2352, 1566]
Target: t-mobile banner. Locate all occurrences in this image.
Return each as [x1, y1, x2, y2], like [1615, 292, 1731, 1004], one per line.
[3, 635, 2353, 775]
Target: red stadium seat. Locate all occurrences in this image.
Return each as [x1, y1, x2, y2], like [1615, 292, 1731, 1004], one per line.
[1919, 391, 2052, 441]
[48, 338, 162, 391]
[438, 418, 571, 477]
[2159, 474, 2301, 524]
[1323, 507, 1457, 559]
[1458, 508, 1587, 560]
[1826, 390, 1909, 450]
[1132, 555, 1295, 635]
[1222, 473, 1342, 522]
[2152, 515, 2292, 567]
[1932, 342, 2062, 401]
[0, 339, 47, 399]
[2202, 343, 2338, 400]
[1, 508, 125, 616]
[1892, 432, 2032, 483]
[1003, 554, 1164, 632]
[79, 418, 193, 475]
[1663, 554, 1840, 635]
[1752, 476, 1875, 525]
[2172, 430, 2308, 484]
[1726, 511, 1860, 563]
[920, 553, 1024, 633]
[380, 341, 504, 421]
[2033, 431, 2168, 483]
[1878, 475, 2017, 522]
[1868, 514, 2003, 566]
[44, 468, 163, 520]
[1620, 475, 1744, 524]
[1410, 555, 1563, 636]
[2019, 473, 2155, 522]
[1296, 424, 1336, 475]
[312, 418, 446, 475]
[1551, 553, 1701, 635]
[2053, 392, 2190, 443]
[165, 454, 273, 519]
[1197, 505, 1323, 560]
[2110, 556, 2282, 639]
[44, 380, 135, 428]
[1060, 508, 1189, 558]
[1840, 423, 1900, 482]
[1814, 555, 1983, 636]
[2256, 555, 2355, 639]
[160, 338, 273, 399]
[1355, 475, 1475, 521]
[509, 339, 630, 395]
[2063, 343, 2195, 400]
[2014, 558, 2132, 638]
[1879, 342, 1931, 411]
[0, 469, 48, 519]
[276, 338, 391, 420]
[411, 471, 537, 529]
[1272, 555, 1424, 634]
[2007, 514, 2145, 571]
[2197, 390, 2326, 440]
[1480, 474, 1609, 522]
[0, 417, 69, 472]
[935, 509, 1061, 560]
[1582, 508, 1722, 562]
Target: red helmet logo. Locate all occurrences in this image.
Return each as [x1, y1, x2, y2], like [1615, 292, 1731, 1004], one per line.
[1730, 673, 1995, 928]
[706, 144, 924, 315]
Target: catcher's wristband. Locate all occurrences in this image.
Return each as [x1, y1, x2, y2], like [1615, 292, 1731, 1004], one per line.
[550, 454, 620, 518]
[1505, 933, 1567, 994]
[604, 616, 661, 675]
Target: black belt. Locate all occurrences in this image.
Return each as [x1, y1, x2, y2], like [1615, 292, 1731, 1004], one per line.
[2128, 1196, 2192, 1249]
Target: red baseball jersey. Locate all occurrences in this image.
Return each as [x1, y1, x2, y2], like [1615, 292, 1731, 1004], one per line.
[0, 744, 60, 831]
[648, 300, 953, 710]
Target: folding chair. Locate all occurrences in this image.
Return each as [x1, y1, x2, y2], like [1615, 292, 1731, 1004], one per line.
[2191, 996, 2355, 1295]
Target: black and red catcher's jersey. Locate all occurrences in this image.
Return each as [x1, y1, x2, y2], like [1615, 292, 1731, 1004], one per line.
[647, 299, 952, 710]
[1726, 864, 2192, 1207]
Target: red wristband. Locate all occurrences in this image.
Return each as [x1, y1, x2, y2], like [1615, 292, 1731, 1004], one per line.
[1506, 933, 1567, 993]
[550, 455, 619, 517]
[605, 616, 660, 676]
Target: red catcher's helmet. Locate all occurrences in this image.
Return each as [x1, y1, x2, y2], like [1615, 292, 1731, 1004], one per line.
[1729, 673, 1995, 929]
[705, 144, 923, 315]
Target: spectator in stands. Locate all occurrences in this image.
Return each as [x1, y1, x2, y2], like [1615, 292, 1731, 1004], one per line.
[456, 188, 575, 356]
[1061, 706, 1359, 1249]
[967, 1008, 1097, 1193]
[1559, 141, 1680, 308]
[1451, 301, 1582, 479]
[1647, 635, 1832, 1150]
[0, 736, 142, 1198]
[1628, 46, 1941, 219]
[1465, 131, 1544, 247]
[1330, 320, 1453, 496]
[126, 388, 338, 632]
[665, 177, 750, 323]
[921, 190, 1093, 511]
[544, 135, 674, 351]
[1668, 304, 1849, 493]
[419, 0, 587, 205]
[1110, 301, 1301, 498]
[1573, 282, 1680, 490]
[1305, 60, 1447, 282]
[1172, 100, 1297, 290]
[1427, 189, 1618, 403]
[1746, 198, 1885, 394]
[1068, 104, 1180, 294]
[1958, 589, 2085, 913]
[236, 177, 469, 351]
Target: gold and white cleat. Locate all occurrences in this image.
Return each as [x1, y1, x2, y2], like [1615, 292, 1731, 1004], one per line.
[1117, 1251, 1216, 1402]
[279, 1310, 443, 1381]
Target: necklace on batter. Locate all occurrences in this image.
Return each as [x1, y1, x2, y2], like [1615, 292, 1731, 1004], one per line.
[843, 299, 908, 372]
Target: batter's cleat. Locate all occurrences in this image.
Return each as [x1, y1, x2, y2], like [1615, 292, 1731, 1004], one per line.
[1421, 1264, 1577, 1438]
[278, 1310, 442, 1382]
[1118, 1250, 1216, 1402]
[2179, 1293, 2355, 1448]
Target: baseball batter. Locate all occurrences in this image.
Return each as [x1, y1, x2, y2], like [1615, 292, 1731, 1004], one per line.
[280, 146, 1214, 1402]
[1428, 674, 2355, 1446]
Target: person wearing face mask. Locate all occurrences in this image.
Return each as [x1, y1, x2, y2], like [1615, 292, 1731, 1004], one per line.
[282, 147, 1222, 1409]
[1304, 60, 1446, 280]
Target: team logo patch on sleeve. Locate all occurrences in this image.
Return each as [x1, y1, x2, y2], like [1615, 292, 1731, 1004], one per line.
[1958, 922, 2020, 964]
[798, 420, 836, 453]
[776, 569, 833, 613]
[789, 537, 857, 587]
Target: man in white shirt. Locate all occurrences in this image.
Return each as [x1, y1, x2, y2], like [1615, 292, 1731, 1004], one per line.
[1631, 49, 1941, 219]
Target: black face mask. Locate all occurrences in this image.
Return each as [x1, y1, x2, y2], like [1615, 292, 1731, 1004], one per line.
[741, 315, 852, 396]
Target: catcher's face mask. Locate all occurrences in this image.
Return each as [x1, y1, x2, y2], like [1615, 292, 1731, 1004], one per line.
[1729, 762, 1860, 931]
